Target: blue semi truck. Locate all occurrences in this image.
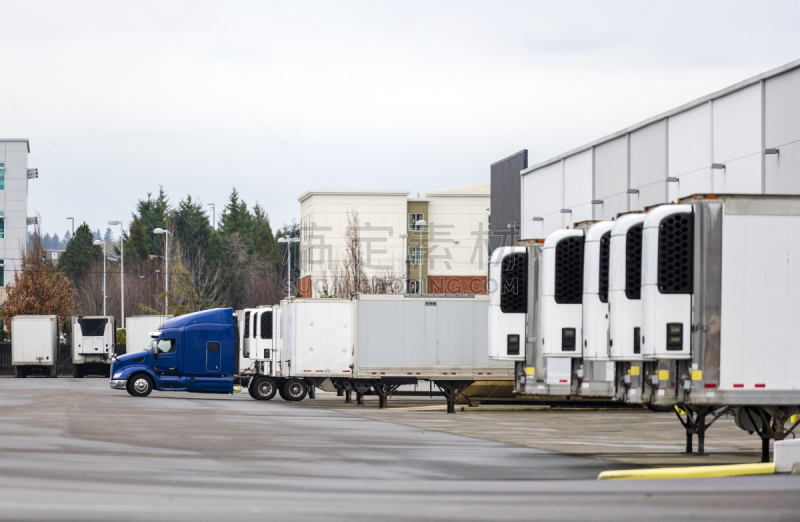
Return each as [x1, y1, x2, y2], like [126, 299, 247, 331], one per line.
[109, 308, 308, 401]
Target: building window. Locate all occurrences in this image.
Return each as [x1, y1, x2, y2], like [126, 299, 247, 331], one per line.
[409, 281, 420, 294]
[409, 247, 423, 265]
[409, 213, 424, 231]
[0, 163, 4, 190]
[0, 212, 4, 239]
[0, 260, 4, 286]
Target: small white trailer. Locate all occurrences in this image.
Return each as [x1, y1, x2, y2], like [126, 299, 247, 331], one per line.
[351, 294, 513, 412]
[12, 315, 59, 378]
[71, 315, 116, 378]
[640, 194, 800, 460]
[125, 315, 172, 355]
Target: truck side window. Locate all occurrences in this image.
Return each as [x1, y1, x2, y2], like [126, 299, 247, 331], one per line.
[157, 339, 176, 354]
[208, 342, 220, 353]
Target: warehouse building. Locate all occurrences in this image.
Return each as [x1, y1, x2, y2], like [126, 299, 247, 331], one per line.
[298, 185, 490, 297]
[0, 139, 36, 303]
[488, 150, 527, 255]
[521, 58, 800, 240]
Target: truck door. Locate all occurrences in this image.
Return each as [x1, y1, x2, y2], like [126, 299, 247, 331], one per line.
[206, 342, 221, 372]
[152, 331, 185, 390]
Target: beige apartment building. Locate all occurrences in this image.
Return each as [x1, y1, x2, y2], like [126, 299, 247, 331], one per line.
[298, 185, 490, 297]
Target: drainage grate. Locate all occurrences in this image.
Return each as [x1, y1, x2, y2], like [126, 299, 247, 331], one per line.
[500, 252, 528, 314]
[625, 224, 643, 300]
[598, 231, 611, 303]
[657, 213, 693, 294]
[554, 237, 584, 305]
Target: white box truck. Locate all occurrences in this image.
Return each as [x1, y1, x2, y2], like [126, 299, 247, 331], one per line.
[12, 315, 59, 378]
[71, 315, 116, 378]
[125, 316, 172, 355]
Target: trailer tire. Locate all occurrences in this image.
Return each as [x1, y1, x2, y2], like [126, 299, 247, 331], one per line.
[73, 366, 83, 379]
[645, 403, 675, 413]
[126, 374, 153, 397]
[282, 379, 307, 402]
[250, 377, 277, 401]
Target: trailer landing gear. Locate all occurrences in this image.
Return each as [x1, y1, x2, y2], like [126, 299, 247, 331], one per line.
[434, 380, 474, 414]
[674, 405, 731, 455]
[734, 407, 800, 463]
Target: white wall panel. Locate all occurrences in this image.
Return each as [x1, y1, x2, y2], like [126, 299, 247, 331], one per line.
[630, 120, 667, 209]
[563, 149, 592, 211]
[766, 67, 800, 148]
[4, 151, 27, 163]
[594, 136, 628, 219]
[765, 140, 800, 194]
[5, 191, 27, 201]
[521, 162, 562, 240]
[669, 103, 711, 200]
[714, 154, 762, 193]
[4, 200, 26, 212]
[5, 142, 27, 153]
[714, 83, 761, 160]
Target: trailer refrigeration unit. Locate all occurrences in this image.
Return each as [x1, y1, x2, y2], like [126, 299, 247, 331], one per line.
[236, 306, 280, 382]
[12, 315, 59, 378]
[71, 315, 116, 377]
[641, 195, 800, 461]
[125, 316, 172, 355]
[607, 213, 649, 403]
[352, 294, 513, 413]
[489, 244, 572, 397]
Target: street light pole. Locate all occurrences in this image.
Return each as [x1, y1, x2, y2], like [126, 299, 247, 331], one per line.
[277, 237, 301, 300]
[399, 233, 408, 294]
[109, 220, 124, 328]
[153, 228, 171, 314]
[67, 217, 74, 236]
[93, 240, 107, 316]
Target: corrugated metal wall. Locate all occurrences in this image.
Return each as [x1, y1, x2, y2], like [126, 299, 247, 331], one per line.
[520, 59, 800, 240]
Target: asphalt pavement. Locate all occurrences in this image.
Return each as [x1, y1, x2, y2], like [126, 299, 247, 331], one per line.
[0, 378, 798, 521]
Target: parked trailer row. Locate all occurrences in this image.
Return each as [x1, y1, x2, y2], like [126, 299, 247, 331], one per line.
[490, 194, 800, 460]
[111, 295, 514, 412]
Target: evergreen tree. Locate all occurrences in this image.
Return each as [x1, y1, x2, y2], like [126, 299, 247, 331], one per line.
[206, 230, 225, 267]
[58, 223, 101, 283]
[252, 204, 276, 261]
[219, 188, 253, 241]
[134, 187, 170, 254]
[93, 229, 102, 240]
[125, 217, 149, 264]
[103, 228, 114, 243]
[172, 195, 212, 257]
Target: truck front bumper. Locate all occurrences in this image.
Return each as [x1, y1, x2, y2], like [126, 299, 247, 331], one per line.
[110, 379, 127, 390]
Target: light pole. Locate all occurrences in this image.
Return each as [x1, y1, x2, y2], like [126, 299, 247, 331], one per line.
[415, 220, 426, 295]
[67, 217, 74, 236]
[153, 228, 171, 314]
[93, 241, 117, 316]
[277, 236, 301, 300]
[399, 232, 408, 294]
[109, 220, 124, 328]
[207, 203, 215, 230]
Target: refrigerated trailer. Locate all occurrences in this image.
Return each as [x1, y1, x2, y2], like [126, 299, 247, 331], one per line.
[12, 315, 59, 378]
[72, 315, 116, 377]
[641, 194, 800, 460]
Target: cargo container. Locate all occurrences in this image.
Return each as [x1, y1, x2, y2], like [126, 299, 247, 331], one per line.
[125, 316, 172, 355]
[12, 315, 59, 378]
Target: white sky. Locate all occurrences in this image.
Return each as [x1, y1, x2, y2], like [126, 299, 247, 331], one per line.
[2, 0, 799, 239]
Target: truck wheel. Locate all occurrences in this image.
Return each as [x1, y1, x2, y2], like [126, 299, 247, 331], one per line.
[283, 379, 307, 402]
[645, 403, 675, 413]
[250, 377, 277, 401]
[127, 374, 154, 397]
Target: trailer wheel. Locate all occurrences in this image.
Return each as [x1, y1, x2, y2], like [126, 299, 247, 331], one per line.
[282, 379, 307, 402]
[645, 403, 675, 413]
[48, 366, 57, 378]
[127, 374, 153, 397]
[73, 366, 83, 379]
[250, 377, 277, 401]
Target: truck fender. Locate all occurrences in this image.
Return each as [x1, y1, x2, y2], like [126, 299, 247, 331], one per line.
[117, 365, 158, 385]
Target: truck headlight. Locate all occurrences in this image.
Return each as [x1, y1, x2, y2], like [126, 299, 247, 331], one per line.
[113, 372, 123, 379]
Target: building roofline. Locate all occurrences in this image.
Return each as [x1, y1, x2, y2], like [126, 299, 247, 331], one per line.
[522, 57, 800, 175]
[0, 139, 30, 153]
[490, 149, 527, 168]
[298, 190, 410, 202]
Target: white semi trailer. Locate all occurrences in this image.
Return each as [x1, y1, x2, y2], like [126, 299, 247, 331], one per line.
[640, 194, 800, 461]
[71, 315, 116, 378]
[12, 315, 59, 378]
[125, 315, 172, 354]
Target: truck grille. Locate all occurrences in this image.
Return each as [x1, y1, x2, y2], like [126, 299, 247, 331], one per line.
[500, 252, 527, 314]
[625, 224, 643, 300]
[555, 237, 583, 304]
[657, 213, 693, 294]
[598, 231, 611, 303]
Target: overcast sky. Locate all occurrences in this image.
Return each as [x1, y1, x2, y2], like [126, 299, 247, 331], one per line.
[3, 0, 800, 239]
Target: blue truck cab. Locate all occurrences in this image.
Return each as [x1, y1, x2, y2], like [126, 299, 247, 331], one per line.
[110, 308, 236, 397]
